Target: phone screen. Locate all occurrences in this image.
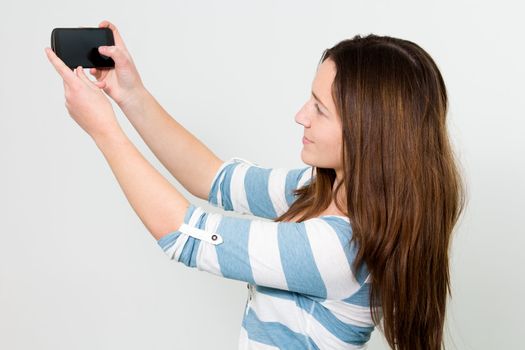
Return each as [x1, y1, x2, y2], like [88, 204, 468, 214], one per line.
[51, 28, 115, 69]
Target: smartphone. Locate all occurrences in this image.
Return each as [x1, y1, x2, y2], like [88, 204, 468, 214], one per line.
[51, 27, 115, 69]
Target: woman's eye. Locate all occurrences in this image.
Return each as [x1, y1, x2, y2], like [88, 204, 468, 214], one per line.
[315, 103, 323, 115]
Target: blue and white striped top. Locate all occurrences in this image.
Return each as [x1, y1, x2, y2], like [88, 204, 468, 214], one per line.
[157, 157, 377, 349]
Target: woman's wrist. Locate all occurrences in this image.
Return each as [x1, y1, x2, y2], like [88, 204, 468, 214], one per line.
[117, 85, 149, 112]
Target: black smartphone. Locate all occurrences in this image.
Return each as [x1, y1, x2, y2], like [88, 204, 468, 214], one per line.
[51, 27, 115, 69]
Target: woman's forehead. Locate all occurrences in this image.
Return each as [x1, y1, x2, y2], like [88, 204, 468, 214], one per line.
[312, 59, 337, 116]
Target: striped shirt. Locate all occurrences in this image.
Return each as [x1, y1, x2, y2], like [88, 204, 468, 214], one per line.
[157, 157, 377, 349]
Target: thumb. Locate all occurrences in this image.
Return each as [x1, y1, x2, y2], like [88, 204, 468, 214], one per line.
[98, 45, 124, 64]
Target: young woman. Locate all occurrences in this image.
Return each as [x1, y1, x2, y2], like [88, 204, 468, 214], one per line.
[45, 20, 466, 350]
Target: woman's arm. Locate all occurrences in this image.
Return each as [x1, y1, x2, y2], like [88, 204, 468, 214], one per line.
[207, 157, 313, 219]
[94, 130, 190, 241]
[117, 87, 224, 201]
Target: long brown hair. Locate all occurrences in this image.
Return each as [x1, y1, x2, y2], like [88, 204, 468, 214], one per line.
[274, 34, 467, 349]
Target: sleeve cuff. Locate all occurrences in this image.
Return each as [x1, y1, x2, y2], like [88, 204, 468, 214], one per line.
[156, 203, 224, 254]
[156, 203, 196, 251]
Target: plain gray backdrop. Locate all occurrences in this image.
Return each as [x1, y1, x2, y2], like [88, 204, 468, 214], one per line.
[1, 0, 523, 349]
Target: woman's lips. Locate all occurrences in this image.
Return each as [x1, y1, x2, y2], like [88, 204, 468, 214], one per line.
[302, 136, 313, 144]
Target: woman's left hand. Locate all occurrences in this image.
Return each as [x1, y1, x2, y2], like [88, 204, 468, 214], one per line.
[44, 47, 121, 140]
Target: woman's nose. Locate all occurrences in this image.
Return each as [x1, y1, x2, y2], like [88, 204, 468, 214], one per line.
[295, 104, 311, 127]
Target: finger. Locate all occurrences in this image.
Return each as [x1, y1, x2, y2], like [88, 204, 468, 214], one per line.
[98, 20, 126, 49]
[90, 67, 107, 80]
[89, 67, 103, 80]
[45, 47, 76, 84]
[95, 66, 110, 80]
[78, 67, 106, 89]
[75, 65, 93, 88]
[98, 45, 120, 62]
[75, 65, 97, 88]
[94, 80, 107, 89]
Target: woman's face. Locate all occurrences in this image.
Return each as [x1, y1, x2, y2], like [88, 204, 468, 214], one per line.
[295, 58, 343, 171]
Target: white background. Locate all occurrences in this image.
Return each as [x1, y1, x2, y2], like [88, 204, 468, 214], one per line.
[1, 0, 523, 349]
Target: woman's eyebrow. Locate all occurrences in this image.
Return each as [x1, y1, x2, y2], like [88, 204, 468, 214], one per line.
[311, 91, 330, 114]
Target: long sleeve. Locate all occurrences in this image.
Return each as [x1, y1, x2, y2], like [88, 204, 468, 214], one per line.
[156, 203, 367, 301]
[207, 157, 313, 220]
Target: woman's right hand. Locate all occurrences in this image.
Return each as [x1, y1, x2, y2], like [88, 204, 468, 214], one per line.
[89, 20, 145, 107]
